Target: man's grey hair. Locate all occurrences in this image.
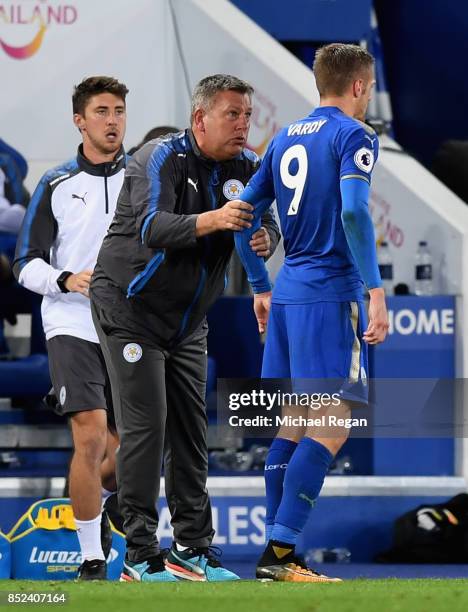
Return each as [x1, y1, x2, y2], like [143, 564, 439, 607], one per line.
[190, 74, 254, 122]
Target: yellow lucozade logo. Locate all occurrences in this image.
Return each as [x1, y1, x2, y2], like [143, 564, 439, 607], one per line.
[0, 2, 77, 60]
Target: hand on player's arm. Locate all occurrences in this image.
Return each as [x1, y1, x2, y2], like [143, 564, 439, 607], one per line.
[254, 291, 272, 334]
[363, 287, 389, 344]
[195, 200, 253, 236]
[249, 227, 271, 258]
[64, 270, 93, 298]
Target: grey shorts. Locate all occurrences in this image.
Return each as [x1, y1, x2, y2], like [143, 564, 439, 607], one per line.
[47, 335, 113, 423]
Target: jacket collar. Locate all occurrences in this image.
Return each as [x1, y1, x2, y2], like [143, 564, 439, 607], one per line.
[187, 129, 233, 167]
[77, 144, 126, 177]
[187, 129, 211, 162]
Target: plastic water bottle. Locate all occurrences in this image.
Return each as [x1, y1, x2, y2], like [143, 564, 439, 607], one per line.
[415, 241, 433, 295]
[305, 548, 351, 564]
[378, 241, 393, 295]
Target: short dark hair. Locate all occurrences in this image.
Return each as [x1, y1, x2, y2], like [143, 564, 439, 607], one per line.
[191, 74, 254, 121]
[72, 76, 129, 115]
[313, 44, 374, 97]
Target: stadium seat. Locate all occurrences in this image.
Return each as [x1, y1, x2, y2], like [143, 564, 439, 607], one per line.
[0, 354, 50, 397]
[0, 231, 17, 260]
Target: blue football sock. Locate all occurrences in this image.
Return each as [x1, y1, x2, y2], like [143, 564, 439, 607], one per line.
[265, 525, 274, 543]
[272, 437, 334, 546]
[264, 438, 297, 542]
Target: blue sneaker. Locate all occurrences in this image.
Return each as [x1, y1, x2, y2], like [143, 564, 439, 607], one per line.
[165, 544, 240, 582]
[120, 554, 178, 582]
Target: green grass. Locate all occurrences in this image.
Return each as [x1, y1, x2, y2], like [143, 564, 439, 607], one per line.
[2, 579, 468, 612]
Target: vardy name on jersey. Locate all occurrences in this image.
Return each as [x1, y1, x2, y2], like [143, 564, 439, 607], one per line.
[287, 120, 327, 136]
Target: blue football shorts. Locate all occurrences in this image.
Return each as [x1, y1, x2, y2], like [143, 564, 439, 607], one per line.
[261, 301, 369, 403]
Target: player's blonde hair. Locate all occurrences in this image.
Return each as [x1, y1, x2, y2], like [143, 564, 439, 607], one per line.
[313, 44, 374, 97]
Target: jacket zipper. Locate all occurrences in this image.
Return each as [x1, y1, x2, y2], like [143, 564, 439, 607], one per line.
[104, 166, 109, 214]
[176, 165, 220, 339]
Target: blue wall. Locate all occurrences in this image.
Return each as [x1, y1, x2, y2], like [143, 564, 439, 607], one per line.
[231, 0, 372, 41]
[372, 297, 455, 476]
[374, 1, 468, 166]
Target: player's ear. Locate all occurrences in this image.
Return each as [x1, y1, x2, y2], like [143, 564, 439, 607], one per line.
[193, 108, 206, 133]
[353, 79, 363, 99]
[73, 113, 85, 133]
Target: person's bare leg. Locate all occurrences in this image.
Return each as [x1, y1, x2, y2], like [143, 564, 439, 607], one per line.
[306, 399, 352, 456]
[275, 403, 307, 443]
[69, 409, 108, 564]
[273, 398, 352, 462]
[69, 409, 107, 520]
[101, 428, 119, 493]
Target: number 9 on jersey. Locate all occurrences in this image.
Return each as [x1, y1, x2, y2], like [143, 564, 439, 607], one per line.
[280, 144, 308, 216]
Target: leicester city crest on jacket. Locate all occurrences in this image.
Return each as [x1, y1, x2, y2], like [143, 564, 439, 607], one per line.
[223, 179, 244, 200]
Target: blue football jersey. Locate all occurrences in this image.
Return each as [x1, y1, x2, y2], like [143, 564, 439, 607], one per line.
[242, 106, 379, 303]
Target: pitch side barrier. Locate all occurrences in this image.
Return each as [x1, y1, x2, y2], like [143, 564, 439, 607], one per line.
[0, 476, 465, 562]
